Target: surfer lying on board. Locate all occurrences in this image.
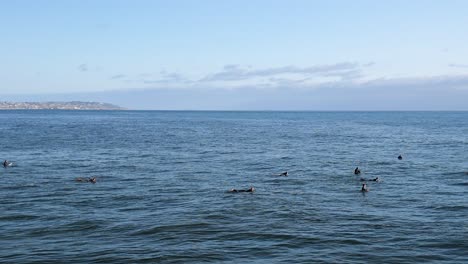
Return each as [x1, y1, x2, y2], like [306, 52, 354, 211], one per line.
[229, 186, 255, 193]
[75, 177, 97, 183]
[360, 177, 379, 182]
[279, 171, 288, 176]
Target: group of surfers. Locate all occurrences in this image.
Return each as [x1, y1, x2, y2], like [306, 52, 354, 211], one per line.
[3, 154, 404, 191]
[3, 159, 97, 184]
[354, 155, 403, 192]
[355, 167, 380, 192]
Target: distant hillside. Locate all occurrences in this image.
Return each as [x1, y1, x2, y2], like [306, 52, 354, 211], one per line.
[0, 101, 126, 110]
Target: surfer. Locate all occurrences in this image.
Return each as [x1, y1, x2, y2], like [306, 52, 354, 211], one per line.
[361, 177, 379, 182]
[3, 160, 9, 168]
[398, 155, 403, 160]
[75, 177, 97, 183]
[279, 171, 288, 176]
[361, 183, 369, 192]
[354, 167, 361, 175]
[229, 186, 255, 193]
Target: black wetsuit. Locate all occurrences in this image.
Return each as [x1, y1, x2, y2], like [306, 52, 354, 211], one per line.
[231, 188, 253, 193]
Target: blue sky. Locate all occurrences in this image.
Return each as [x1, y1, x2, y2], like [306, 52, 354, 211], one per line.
[1, 0, 468, 109]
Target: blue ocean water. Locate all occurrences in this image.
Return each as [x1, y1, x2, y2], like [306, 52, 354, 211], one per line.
[0, 111, 467, 263]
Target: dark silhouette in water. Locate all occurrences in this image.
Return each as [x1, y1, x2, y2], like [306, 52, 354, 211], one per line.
[361, 183, 369, 192]
[229, 186, 255, 193]
[360, 177, 379, 182]
[279, 171, 288, 176]
[3, 160, 13, 168]
[398, 155, 403, 160]
[75, 177, 97, 184]
[354, 167, 361, 175]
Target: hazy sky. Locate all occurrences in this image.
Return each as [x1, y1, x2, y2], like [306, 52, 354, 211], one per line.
[1, 0, 468, 109]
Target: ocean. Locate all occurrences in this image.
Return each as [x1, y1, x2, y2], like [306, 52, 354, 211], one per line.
[0, 111, 467, 263]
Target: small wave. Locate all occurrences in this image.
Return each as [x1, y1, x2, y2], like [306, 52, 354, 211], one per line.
[450, 182, 468, 186]
[131, 222, 212, 236]
[118, 207, 147, 212]
[27, 220, 101, 236]
[113, 194, 145, 202]
[137, 154, 154, 158]
[432, 205, 468, 211]
[218, 231, 297, 241]
[0, 214, 40, 221]
[442, 171, 468, 176]
[1, 184, 38, 191]
[60, 220, 103, 232]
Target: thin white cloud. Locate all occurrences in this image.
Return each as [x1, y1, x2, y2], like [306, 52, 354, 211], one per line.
[110, 74, 126, 80]
[199, 62, 364, 82]
[448, 63, 468, 68]
[110, 62, 374, 88]
[360, 74, 468, 90]
[142, 72, 191, 84]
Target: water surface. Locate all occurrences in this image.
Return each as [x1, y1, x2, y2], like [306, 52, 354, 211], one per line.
[0, 111, 467, 263]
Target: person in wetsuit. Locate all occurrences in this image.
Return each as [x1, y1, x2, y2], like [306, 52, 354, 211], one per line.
[361, 177, 380, 182]
[229, 186, 255, 193]
[361, 183, 369, 192]
[354, 167, 361, 175]
[75, 177, 97, 183]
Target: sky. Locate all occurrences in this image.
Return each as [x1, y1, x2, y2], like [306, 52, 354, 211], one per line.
[1, 0, 468, 110]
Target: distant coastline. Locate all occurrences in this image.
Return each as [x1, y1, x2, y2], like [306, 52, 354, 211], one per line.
[0, 101, 126, 110]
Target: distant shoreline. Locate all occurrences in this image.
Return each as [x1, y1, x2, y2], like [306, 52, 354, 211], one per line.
[0, 101, 126, 110]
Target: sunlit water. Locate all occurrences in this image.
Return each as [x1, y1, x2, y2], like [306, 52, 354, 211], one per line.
[1, 111, 467, 263]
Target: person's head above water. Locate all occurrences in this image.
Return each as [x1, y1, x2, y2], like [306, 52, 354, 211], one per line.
[354, 167, 361, 174]
[89, 177, 96, 183]
[398, 155, 403, 160]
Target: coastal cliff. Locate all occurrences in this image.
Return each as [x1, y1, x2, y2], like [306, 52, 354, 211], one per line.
[0, 101, 125, 110]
